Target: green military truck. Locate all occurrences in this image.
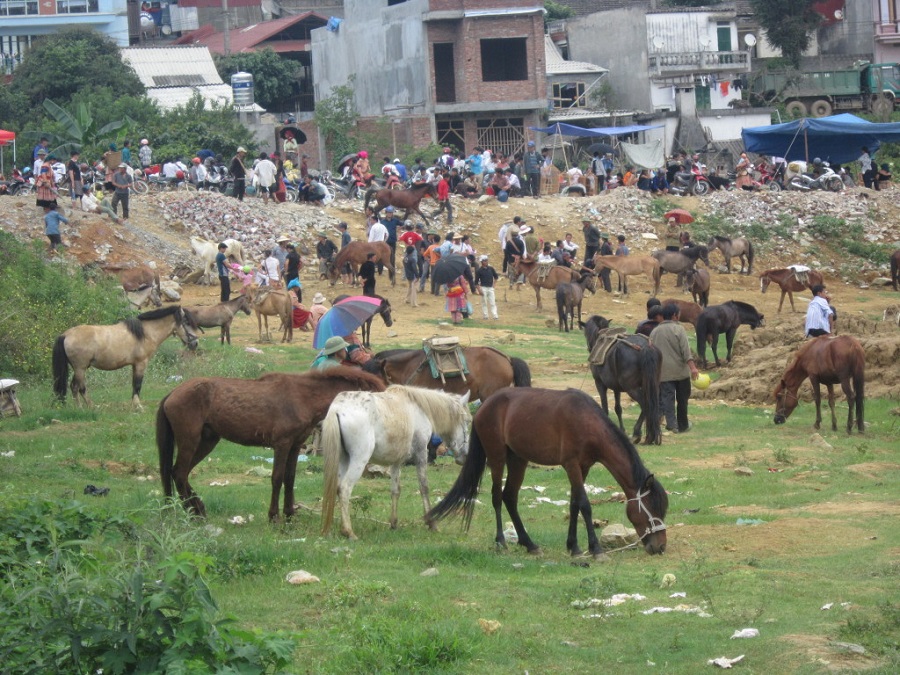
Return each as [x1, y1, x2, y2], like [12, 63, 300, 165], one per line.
[750, 62, 900, 117]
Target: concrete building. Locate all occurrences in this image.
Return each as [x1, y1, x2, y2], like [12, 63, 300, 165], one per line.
[545, 35, 612, 123]
[874, 0, 900, 62]
[311, 0, 547, 163]
[0, 0, 129, 73]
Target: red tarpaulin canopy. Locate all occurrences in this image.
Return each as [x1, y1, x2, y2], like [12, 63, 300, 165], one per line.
[0, 130, 17, 173]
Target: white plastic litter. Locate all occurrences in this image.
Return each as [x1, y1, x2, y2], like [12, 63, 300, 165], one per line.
[285, 570, 320, 584]
[731, 628, 759, 639]
[209, 480, 230, 486]
[670, 592, 686, 598]
[245, 347, 264, 354]
[535, 497, 568, 506]
[660, 573, 677, 587]
[522, 485, 546, 493]
[0, 450, 15, 458]
[572, 593, 646, 609]
[708, 655, 744, 668]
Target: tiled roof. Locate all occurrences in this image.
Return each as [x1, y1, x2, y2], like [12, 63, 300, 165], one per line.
[174, 11, 326, 55]
[545, 36, 607, 75]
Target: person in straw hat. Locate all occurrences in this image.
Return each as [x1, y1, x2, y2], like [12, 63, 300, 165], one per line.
[309, 292, 328, 329]
[312, 336, 349, 371]
[274, 234, 290, 280]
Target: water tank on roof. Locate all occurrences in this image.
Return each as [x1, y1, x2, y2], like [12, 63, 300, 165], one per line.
[231, 72, 254, 107]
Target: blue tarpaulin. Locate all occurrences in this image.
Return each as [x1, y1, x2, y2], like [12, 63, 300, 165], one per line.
[530, 123, 663, 138]
[741, 113, 900, 164]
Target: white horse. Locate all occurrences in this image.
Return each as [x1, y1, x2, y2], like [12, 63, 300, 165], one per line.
[190, 236, 246, 284]
[321, 386, 471, 539]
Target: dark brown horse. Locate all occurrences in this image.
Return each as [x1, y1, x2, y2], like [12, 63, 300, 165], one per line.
[759, 268, 824, 313]
[685, 267, 710, 307]
[582, 315, 662, 445]
[426, 387, 668, 557]
[362, 346, 531, 401]
[184, 295, 251, 345]
[326, 241, 395, 286]
[555, 268, 596, 332]
[708, 235, 754, 274]
[156, 367, 386, 521]
[333, 294, 393, 348]
[363, 182, 437, 223]
[510, 257, 595, 310]
[773, 335, 865, 434]
[891, 249, 900, 291]
[695, 300, 765, 368]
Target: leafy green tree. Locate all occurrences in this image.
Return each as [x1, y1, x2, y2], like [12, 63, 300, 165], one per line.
[544, 1, 574, 23]
[314, 77, 359, 170]
[750, 0, 821, 68]
[150, 93, 257, 162]
[0, 84, 28, 129]
[36, 99, 129, 158]
[215, 48, 300, 111]
[10, 27, 144, 108]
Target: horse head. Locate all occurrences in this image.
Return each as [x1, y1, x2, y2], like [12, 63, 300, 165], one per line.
[237, 295, 252, 315]
[175, 307, 200, 350]
[581, 314, 610, 348]
[625, 473, 668, 555]
[759, 272, 771, 293]
[378, 297, 394, 327]
[445, 391, 472, 466]
[580, 267, 598, 294]
[696, 245, 711, 267]
[772, 378, 797, 424]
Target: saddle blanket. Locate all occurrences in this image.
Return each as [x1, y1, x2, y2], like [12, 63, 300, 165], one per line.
[589, 328, 648, 366]
[423, 337, 469, 380]
[788, 264, 810, 285]
[536, 261, 557, 282]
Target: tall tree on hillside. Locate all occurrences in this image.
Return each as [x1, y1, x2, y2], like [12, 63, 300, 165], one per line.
[750, 0, 821, 68]
[10, 27, 144, 107]
[214, 49, 300, 111]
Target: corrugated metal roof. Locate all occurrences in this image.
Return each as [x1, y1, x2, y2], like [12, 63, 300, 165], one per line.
[545, 36, 607, 75]
[121, 46, 224, 89]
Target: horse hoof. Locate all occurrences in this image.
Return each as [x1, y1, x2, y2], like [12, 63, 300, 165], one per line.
[592, 553, 610, 563]
[527, 547, 543, 556]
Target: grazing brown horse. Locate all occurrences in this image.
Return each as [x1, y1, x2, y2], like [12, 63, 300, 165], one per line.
[52, 306, 199, 409]
[326, 241, 395, 286]
[156, 367, 386, 521]
[661, 299, 704, 327]
[248, 286, 292, 343]
[362, 346, 531, 401]
[510, 257, 595, 310]
[591, 255, 661, 296]
[759, 268, 824, 313]
[555, 269, 596, 332]
[891, 249, 900, 291]
[685, 267, 710, 306]
[117, 265, 162, 309]
[708, 236, 754, 274]
[426, 387, 668, 557]
[773, 335, 865, 434]
[695, 300, 765, 367]
[184, 295, 251, 345]
[333, 294, 393, 348]
[363, 182, 437, 223]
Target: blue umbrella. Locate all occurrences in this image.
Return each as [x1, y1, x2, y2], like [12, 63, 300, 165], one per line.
[313, 296, 382, 349]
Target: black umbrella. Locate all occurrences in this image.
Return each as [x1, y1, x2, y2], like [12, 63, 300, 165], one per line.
[432, 254, 471, 287]
[585, 142, 617, 156]
[279, 126, 307, 144]
[336, 153, 358, 170]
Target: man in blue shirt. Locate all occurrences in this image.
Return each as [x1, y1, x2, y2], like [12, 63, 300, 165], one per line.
[215, 242, 230, 302]
[393, 158, 408, 182]
[380, 205, 403, 276]
[43, 204, 68, 255]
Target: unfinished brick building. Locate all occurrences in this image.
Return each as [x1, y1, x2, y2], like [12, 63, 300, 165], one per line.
[311, 0, 547, 164]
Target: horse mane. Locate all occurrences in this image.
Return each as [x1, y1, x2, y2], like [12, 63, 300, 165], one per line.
[123, 317, 145, 340]
[569, 388, 666, 515]
[713, 235, 731, 244]
[724, 300, 760, 316]
[303, 366, 386, 391]
[386, 384, 469, 433]
[581, 315, 611, 349]
[137, 305, 182, 322]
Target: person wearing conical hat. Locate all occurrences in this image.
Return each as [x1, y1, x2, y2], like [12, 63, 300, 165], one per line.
[312, 336, 349, 371]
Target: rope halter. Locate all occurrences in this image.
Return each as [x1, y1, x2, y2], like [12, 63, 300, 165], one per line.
[628, 488, 667, 540]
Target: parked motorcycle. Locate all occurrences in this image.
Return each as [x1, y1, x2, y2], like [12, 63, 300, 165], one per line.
[669, 167, 712, 196]
[787, 159, 843, 192]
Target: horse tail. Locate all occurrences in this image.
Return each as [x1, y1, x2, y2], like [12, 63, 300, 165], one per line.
[556, 285, 567, 330]
[511, 357, 532, 387]
[854, 356, 865, 432]
[425, 424, 486, 531]
[695, 313, 709, 366]
[156, 394, 176, 498]
[320, 407, 343, 535]
[642, 347, 663, 444]
[746, 240, 754, 273]
[52, 335, 69, 401]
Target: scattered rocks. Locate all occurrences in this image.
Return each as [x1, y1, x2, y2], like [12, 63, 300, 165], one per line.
[600, 523, 639, 548]
[734, 467, 754, 476]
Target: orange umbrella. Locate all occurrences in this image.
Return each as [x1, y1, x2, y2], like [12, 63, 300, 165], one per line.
[664, 208, 694, 225]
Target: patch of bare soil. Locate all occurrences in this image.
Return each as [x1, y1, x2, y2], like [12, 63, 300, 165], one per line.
[780, 634, 883, 672]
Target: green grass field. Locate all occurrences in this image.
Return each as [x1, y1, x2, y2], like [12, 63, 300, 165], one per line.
[1, 332, 898, 673]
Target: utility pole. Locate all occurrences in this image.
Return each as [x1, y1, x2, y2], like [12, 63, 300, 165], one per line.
[223, 0, 230, 56]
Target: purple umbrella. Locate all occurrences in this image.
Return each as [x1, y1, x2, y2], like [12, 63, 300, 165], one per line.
[313, 296, 382, 349]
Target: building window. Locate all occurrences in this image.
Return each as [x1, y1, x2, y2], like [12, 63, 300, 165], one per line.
[0, 0, 39, 15]
[57, 0, 99, 13]
[436, 119, 465, 153]
[480, 38, 528, 82]
[552, 82, 586, 108]
[1, 34, 32, 73]
[476, 117, 525, 158]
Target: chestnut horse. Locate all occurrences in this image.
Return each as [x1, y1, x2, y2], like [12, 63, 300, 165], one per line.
[326, 241, 395, 286]
[362, 346, 531, 402]
[363, 182, 437, 223]
[510, 257, 596, 310]
[156, 367, 386, 521]
[773, 335, 865, 434]
[662, 299, 704, 327]
[426, 387, 668, 557]
[759, 268, 824, 313]
[685, 267, 710, 306]
[591, 255, 661, 296]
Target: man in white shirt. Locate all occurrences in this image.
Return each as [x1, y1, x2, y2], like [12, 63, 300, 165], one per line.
[162, 160, 179, 178]
[254, 152, 277, 204]
[804, 284, 834, 338]
[33, 148, 46, 177]
[263, 250, 281, 288]
[368, 217, 388, 244]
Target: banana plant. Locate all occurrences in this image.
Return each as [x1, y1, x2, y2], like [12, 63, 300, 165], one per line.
[29, 99, 130, 158]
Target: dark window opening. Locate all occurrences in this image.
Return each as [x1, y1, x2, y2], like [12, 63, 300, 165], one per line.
[436, 119, 465, 154]
[480, 38, 528, 82]
[433, 43, 456, 103]
[552, 82, 586, 108]
[387, 0, 408, 5]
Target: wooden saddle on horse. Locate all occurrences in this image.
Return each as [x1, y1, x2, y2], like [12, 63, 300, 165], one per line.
[788, 264, 810, 286]
[536, 261, 557, 282]
[422, 336, 468, 384]
[0, 378, 22, 418]
[588, 327, 648, 366]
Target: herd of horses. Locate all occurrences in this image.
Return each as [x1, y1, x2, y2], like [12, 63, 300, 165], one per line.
[46, 226, 880, 558]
